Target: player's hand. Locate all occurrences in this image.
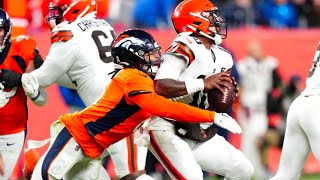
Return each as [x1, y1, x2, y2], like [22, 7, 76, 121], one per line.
[231, 76, 239, 95]
[204, 72, 232, 94]
[213, 113, 242, 134]
[21, 73, 40, 99]
[0, 69, 22, 88]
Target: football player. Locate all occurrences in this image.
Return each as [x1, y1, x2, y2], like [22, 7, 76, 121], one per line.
[29, 29, 241, 180]
[0, 0, 149, 179]
[0, 8, 46, 179]
[269, 43, 320, 180]
[144, 0, 254, 179]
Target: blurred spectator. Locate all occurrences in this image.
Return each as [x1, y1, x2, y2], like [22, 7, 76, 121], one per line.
[257, 0, 298, 28]
[282, 74, 303, 112]
[108, 0, 135, 29]
[292, 0, 320, 27]
[258, 74, 302, 175]
[132, 0, 176, 28]
[28, 0, 43, 31]
[237, 40, 282, 179]
[222, 0, 259, 28]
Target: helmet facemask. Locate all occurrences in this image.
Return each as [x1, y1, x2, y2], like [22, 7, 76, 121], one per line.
[196, 10, 227, 45]
[204, 10, 227, 39]
[46, 2, 64, 30]
[138, 48, 162, 77]
[0, 9, 12, 53]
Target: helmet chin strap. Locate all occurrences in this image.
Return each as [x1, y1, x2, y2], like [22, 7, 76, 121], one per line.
[186, 25, 222, 45]
[199, 31, 222, 45]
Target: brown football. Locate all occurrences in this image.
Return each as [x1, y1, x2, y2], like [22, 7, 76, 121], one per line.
[207, 81, 236, 113]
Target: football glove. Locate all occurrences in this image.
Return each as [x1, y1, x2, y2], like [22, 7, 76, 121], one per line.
[213, 113, 242, 134]
[21, 73, 40, 100]
[0, 69, 22, 88]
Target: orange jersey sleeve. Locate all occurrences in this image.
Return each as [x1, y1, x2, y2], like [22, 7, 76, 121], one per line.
[124, 71, 215, 123]
[130, 93, 215, 123]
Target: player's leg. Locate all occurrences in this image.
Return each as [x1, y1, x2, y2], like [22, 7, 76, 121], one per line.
[300, 96, 320, 166]
[239, 109, 269, 179]
[107, 134, 151, 179]
[193, 134, 254, 180]
[270, 96, 310, 180]
[65, 156, 109, 180]
[149, 129, 203, 180]
[31, 122, 85, 180]
[0, 130, 25, 179]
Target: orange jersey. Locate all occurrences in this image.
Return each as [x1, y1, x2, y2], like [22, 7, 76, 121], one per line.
[60, 68, 215, 158]
[0, 35, 37, 135]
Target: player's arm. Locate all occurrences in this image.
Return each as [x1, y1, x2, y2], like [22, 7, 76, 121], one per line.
[131, 91, 214, 123]
[30, 42, 78, 87]
[155, 53, 232, 98]
[130, 91, 242, 134]
[23, 48, 48, 106]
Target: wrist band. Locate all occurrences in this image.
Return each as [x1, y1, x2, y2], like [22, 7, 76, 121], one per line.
[30, 91, 40, 101]
[185, 79, 204, 94]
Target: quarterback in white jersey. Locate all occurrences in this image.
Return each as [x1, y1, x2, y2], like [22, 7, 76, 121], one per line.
[11, 0, 150, 179]
[269, 43, 320, 180]
[143, 1, 253, 179]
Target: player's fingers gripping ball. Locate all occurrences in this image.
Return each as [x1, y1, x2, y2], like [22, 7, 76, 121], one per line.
[207, 77, 236, 113]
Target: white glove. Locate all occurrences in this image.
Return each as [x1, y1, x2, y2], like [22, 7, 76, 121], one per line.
[213, 113, 242, 134]
[0, 89, 9, 108]
[21, 73, 40, 99]
[0, 83, 17, 108]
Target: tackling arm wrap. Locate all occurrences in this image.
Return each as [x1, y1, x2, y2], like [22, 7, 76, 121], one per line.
[130, 92, 214, 123]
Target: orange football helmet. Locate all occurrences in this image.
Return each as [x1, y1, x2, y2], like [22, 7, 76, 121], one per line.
[47, 0, 96, 30]
[171, 0, 227, 44]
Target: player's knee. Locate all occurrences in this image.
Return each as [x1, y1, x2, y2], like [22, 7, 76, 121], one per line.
[237, 158, 254, 180]
[227, 157, 254, 180]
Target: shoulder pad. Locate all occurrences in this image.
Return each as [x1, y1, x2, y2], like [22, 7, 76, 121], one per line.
[216, 45, 231, 54]
[12, 35, 36, 47]
[165, 40, 195, 65]
[12, 35, 37, 55]
[51, 30, 74, 44]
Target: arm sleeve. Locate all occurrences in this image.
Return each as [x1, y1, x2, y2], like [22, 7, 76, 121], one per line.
[56, 74, 77, 89]
[131, 92, 214, 123]
[30, 42, 78, 88]
[154, 53, 187, 80]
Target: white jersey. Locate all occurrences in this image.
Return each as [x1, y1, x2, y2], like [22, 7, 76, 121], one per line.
[237, 55, 278, 111]
[148, 32, 233, 130]
[302, 42, 320, 96]
[31, 12, 115, 106]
